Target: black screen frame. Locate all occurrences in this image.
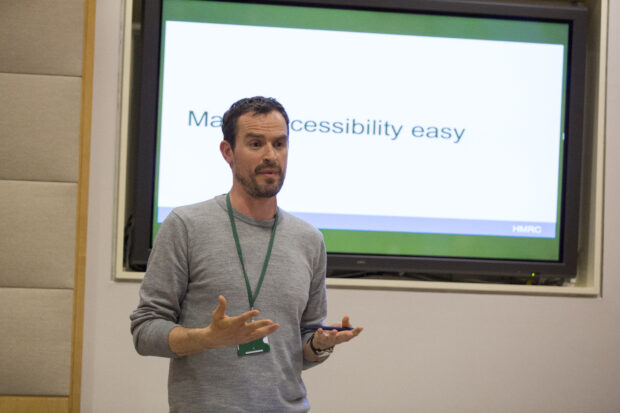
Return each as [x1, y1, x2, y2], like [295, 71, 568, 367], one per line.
[126, 0, 588, 283]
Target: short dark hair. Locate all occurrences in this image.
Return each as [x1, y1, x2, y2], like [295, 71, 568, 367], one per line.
[222, 96, 289, 148]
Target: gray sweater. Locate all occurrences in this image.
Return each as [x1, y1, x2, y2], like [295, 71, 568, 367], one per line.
[130, 195, 328, 412]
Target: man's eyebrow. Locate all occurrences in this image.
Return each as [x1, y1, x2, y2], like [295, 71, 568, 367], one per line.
[243, 132, 288, 140]
[243, 132, 265, 139]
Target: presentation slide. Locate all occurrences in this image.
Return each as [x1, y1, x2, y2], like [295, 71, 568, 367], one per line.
[156, 20, 565, 239]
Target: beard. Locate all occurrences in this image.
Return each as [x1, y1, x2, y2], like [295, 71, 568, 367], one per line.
[235, 161, 285, 198]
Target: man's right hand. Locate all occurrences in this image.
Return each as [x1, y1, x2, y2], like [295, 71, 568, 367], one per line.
[169, 295, 280, 356]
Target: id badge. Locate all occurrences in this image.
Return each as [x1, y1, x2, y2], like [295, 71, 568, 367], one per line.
[237, 337, 270, 357]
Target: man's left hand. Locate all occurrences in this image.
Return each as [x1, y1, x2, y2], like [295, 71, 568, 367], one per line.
[311, 316, 363, 350]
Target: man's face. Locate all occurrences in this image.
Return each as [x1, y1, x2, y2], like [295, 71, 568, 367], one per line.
[221, 110, 289, 198]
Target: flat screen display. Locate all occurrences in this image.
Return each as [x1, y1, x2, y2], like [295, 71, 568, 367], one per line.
[128, 0, 587, 279]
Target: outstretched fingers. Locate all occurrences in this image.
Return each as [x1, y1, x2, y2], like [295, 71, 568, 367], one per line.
[236, 308, 261, 325]
[313, 317, 363, 349]
[212, 295, 228, 321]
[247, 319, 280, 338]
[212, 296, 260, 325]
[225, 305, 279, 338]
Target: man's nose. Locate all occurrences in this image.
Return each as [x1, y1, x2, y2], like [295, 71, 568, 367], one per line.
[263, 143, 277, 160]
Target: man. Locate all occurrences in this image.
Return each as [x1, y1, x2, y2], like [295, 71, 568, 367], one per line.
[130, 96, 362, 412]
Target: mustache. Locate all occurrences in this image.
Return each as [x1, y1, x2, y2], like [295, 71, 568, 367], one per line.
[255, 162, 282, 174]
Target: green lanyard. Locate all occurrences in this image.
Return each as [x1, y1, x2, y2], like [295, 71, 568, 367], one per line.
[226, 193, 278, 310]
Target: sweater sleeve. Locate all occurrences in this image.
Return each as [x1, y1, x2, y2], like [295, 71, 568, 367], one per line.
[130, 211, 190, 358]
[301, 237, 328, 370]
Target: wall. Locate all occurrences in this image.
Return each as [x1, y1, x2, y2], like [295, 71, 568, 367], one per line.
[81, 1, 620, 412]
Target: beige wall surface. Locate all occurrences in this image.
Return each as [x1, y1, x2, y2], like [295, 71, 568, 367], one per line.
[0, 0, 84, 76]
[0, 74, 81, 182]
[81, 1, 620, 412]
[0, 289, 73, 395]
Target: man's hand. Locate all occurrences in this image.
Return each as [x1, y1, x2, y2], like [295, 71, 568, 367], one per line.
[206, 295, 280, 348]
[169, 295, 280, 356]
[312, 316, 363, 349]
[303, 316, 363, 362]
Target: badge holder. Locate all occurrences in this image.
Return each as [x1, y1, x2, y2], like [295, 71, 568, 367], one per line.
[237, 337, 270, 356]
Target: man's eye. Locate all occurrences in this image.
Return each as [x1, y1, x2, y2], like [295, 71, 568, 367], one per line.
[249, 141, 261, 148]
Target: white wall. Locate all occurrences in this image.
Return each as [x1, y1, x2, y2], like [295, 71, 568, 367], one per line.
[81, 1, 620, 412]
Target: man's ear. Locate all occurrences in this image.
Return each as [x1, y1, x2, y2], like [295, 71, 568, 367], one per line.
[220, 140, 233, 165]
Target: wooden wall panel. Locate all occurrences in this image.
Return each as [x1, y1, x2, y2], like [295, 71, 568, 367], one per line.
[0, 289, 73, 396]
[0, 181, 76, 289]
[0, 73, 81, 182]
[0, 0, 84, 76]
[0, 0, 95, 410]
[0, 396, 69, 413]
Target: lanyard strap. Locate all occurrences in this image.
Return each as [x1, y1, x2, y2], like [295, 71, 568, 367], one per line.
[226, 193, 278, 310]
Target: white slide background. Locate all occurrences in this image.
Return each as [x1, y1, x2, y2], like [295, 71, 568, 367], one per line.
[157, 21, 565, 224]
